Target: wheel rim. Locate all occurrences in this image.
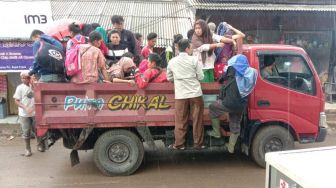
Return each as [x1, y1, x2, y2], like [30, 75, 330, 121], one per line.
[264, 137, 283, 153]
[107, 142, 130, 163]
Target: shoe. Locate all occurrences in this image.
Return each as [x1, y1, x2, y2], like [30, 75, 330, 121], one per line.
[194, 145, 206, 150]
[207, 130, 221, 138]
[24, 149, 32, 157]
[37, 145, 45, 152]
[168, 144, 185, 150]
[227, 133, 240, 154]
[207, 118, 221, 138]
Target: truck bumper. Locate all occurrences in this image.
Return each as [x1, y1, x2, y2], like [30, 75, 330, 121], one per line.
[316, 127, 328, 142]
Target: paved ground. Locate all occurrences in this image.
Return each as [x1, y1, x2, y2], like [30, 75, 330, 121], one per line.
[0, 129, 335, 188]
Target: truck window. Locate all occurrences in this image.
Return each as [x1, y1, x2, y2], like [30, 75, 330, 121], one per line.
[259, 55, 316, 95]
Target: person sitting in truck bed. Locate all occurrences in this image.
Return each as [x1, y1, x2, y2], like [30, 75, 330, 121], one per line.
[107, 57, 136, 86]
[261, 55, 276, 79]
[135, 53, 168, 89]
[70, 31, 110, 84]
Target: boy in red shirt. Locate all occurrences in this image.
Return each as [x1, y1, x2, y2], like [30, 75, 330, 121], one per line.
[135, 53, 168, 89]
[141, 33, 157, 59]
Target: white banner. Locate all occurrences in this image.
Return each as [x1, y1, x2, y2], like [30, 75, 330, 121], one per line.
[0, 1, 53, 39]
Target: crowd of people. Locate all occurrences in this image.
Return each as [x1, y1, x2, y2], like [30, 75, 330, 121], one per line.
[14, 15, 258, 156]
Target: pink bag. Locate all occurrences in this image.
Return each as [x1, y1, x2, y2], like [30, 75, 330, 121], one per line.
[65, 37, 86, 76]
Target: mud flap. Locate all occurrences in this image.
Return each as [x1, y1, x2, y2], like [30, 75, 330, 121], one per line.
[136, 126, 157, 150]
[70, 150, 80, 167]
[70, 128, 94, 167]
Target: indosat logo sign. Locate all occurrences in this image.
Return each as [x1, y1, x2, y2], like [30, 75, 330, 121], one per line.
[0, 1, 53, 39]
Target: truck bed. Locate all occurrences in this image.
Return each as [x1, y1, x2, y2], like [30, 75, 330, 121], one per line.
[34, 82, 228, 135]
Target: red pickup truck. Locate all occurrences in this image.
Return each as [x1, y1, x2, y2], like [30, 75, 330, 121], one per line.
[34, 44, 327, 176]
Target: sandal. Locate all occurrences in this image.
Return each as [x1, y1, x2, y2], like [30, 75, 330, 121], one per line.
[168, 144, 185, 150]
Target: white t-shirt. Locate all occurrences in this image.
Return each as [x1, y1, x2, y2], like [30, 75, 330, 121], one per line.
[13, 84, 35, 117]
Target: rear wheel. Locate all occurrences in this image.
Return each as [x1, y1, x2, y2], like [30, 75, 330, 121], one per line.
[93, 130, 144, 176]
[251, 126, 294, 168]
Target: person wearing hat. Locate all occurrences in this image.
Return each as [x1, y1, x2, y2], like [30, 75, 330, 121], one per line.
[13, 71, 35, 157]
[135, 53, 168, 89]
[261, 55, 276, 78]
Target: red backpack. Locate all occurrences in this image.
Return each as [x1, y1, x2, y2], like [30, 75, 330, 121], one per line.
[64, 36, 86, 76]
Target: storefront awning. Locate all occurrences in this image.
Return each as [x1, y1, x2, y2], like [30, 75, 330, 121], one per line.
[188, 2, 336, 12]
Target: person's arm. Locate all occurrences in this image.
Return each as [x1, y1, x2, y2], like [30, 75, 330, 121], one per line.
[135, 71, 151, 89]
[28, 41, 41, 76]
[195, 58, 204, 81]
[198, 43, 224, 52]
[97, 51, 110, 82]
[112, 78, 135, 86]
[129, 32, 137, 56]
[227, 24, 246, 39]
[166, 63, 174, 82]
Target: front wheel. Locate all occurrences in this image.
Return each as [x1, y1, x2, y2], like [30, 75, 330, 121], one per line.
[93, 130, 144, 176]
[251, 126, 294, 168]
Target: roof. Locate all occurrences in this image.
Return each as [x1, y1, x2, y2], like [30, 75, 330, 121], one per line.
[51, 0, 195, 47]
[187, 0, 336, 12]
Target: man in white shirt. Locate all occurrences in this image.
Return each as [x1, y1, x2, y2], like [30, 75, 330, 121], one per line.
[13, 71, 35, 157]
[167, 39, 205, 150]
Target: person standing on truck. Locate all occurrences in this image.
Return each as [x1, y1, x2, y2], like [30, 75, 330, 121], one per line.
[29, 30, 65, 82]
[13, 71, 35, 157]
[191, 19, 233, 82]
[67, 22, 87, 51]
[167, 39, 205, 150]
[70, 31, 110, 84]
[111, 15, 138, 64]
[207, 54, 257, 153]
[135, 53, 168, 89]
[141, 32, 157, 59]
[106, 30, 129, 67]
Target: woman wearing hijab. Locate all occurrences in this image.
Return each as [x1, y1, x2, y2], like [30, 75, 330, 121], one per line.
[107, 57, 136, 85]
[207, 54, 258, 153]
[191, 19, 227, 82]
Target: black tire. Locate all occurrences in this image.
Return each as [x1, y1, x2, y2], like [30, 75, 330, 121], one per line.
[93, 130, 144, 176]
[251, 126, 294, 168]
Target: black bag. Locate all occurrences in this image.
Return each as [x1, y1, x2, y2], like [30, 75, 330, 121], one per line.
[219, 66, 247, 112]
[36, 41, 65, 74]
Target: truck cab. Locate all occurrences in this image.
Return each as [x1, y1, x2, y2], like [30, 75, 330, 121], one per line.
[240, 44, 327, 167]
[34, 44, 327, 176]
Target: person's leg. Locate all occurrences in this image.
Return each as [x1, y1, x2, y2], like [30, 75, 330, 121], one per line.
[201, 69, 210, 83]
[207, 100, 228, 138]
[30, 117, 36, 139]
[19, 116, 32, 157]
[173, 99, 190, 148]
[226, 111, 243, 153]
[190, 96, 204, 148]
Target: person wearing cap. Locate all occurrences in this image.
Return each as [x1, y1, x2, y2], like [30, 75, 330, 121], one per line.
[13, 71, 35, 157]
[135, 53, 168, 89]
[261, 55, 276, 78]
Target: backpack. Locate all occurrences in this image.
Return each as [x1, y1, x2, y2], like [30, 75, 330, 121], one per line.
[64, 36, 86, 76]
[219, 67, 247, 112]
[35, 41, 65, 74]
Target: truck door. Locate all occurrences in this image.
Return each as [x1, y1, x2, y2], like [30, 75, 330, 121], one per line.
[252, 52, 320, 135]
